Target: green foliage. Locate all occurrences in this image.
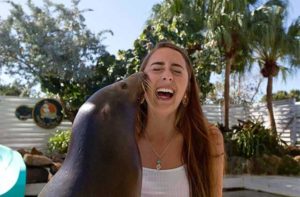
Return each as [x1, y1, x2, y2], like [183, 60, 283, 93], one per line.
[1, 0, 298, 124]
[250, 0, 300, 133]
[132, 26, 214, 101]
[249, 154, 282, 175]
[206, 0, 255, 59]
[289, 90, 300, 101]
[226, 154, 300, 175]
[47, 129, 71, 154]
[220, 119, 300, 175]
[277, 155, 300, 175]
[221, 119, 285, 158]
[0, 0, 111, 121]
[125, 0, 215, 101]
[0, 82, 28, 96]
[206, 0, 258, 129]
[261, 89, 300, 102]
[0, 84, 21, 96]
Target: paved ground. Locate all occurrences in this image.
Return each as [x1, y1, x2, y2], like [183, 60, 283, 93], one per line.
[223, 190, 288, 197]
[224, 175, 300, 196]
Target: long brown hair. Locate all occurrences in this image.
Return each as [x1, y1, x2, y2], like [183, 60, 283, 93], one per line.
[136, 41, 213, 197]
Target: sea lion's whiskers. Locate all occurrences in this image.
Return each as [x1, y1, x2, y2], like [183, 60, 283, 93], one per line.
[141, 77, 150, 93]
[141, 76, 159, 105]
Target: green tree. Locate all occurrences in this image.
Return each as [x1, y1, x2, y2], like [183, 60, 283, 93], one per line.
[261, 89, 300, 102]
[250, 0, 300, 133]
[126, 0, 215, 101]
[0, 0, 112, 121]
[0, 81, 30, 96]
[289, 89, 300, 101]
[206, 0, 256, 130]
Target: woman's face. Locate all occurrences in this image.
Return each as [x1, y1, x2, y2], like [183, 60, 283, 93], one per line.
[143, 47, 189, 115]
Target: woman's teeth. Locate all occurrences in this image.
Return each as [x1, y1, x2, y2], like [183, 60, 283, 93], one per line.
[156, 88, 174, 99]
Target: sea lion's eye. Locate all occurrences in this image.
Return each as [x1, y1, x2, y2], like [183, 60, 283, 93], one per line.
[120, 82, 128, 89]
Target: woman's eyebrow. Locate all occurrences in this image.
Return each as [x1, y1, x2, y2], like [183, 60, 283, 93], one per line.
[150, 61, 164, 66]
[171, 63, 184, 69]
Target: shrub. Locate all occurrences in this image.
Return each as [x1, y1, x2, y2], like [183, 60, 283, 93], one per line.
[285, 145, 300, 157]
[225, 156, 249, 174]
[230, 119, 284, 158]
[47, 129, 71, 155]
[278, 155, 300, 175]
[219, 119, 300, 175]
[217, 122, 239, 157]
[249, 154, 281, 175]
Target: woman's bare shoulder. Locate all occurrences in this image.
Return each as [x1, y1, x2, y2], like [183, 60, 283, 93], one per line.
[207, 123, 224, 157]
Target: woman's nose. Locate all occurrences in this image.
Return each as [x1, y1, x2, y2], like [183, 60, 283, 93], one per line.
[162, 70, 173, 81]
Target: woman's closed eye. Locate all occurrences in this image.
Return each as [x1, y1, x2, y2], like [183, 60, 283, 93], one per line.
[171, 66, 184, 75]
[172, 69, 182, 74]
[153, 68, 163, 71]
[151, 65, 164, 72]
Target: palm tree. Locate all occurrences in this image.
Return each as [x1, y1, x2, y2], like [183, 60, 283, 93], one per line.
[144, 0, 216, 100]
[206, 0, 256, 130]
[250, 0, 300, 134]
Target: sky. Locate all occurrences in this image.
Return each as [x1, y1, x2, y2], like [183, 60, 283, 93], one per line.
[0, 0, 299, 95]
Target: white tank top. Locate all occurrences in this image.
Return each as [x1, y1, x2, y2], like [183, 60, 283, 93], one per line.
[141, 165, 190, 197]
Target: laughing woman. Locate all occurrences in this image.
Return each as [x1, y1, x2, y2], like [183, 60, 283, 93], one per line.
[136, 41, 224, 197]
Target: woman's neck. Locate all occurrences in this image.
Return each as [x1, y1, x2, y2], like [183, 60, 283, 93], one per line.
[145, 110, 177, 141]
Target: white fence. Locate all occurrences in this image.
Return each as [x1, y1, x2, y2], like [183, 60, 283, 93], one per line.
[0, 96, 299, 153]
[202, 99, 300, 145]
[0, 96, 72, 152]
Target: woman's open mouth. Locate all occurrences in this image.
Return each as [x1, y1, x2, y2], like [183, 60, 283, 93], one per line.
[155, 88, 175, 100]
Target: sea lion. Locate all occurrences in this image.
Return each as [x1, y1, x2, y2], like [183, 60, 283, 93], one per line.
[39, 72, 146, 197]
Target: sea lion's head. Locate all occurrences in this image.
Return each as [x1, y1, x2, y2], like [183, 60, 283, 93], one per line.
[113, 71, 148, 104]
[76, 71, 148, 123]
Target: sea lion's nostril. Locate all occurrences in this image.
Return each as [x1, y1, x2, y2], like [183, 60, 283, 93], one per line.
[121, 82, 128, 89]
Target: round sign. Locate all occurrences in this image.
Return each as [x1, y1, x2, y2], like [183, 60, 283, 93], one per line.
[33, 99, 64, 129]
[15, 105, 33, 120]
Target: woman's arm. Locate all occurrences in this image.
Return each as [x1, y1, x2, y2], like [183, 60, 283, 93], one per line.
[208, 124, 225, 197]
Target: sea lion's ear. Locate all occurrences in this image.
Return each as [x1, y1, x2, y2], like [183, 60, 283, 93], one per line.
[100, 103, 111, 121]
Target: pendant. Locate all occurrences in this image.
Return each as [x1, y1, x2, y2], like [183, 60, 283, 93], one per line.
[156, 159, 161, 170]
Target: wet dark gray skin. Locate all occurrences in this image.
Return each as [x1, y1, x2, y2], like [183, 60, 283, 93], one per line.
[39, 72, 146, 197]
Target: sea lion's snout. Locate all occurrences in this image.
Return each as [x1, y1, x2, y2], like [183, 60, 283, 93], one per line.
[119, 72, 148, 103]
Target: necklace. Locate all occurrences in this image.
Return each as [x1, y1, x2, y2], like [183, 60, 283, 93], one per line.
[144, 131, 177, 170]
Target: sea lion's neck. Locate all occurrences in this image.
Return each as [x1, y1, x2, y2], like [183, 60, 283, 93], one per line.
[64, 105, 139, 168]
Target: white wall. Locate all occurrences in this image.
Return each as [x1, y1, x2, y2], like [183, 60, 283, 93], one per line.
[0, 96, 299, 153]
[202, 99, 300, 145]
[0, 96, 71, 152]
